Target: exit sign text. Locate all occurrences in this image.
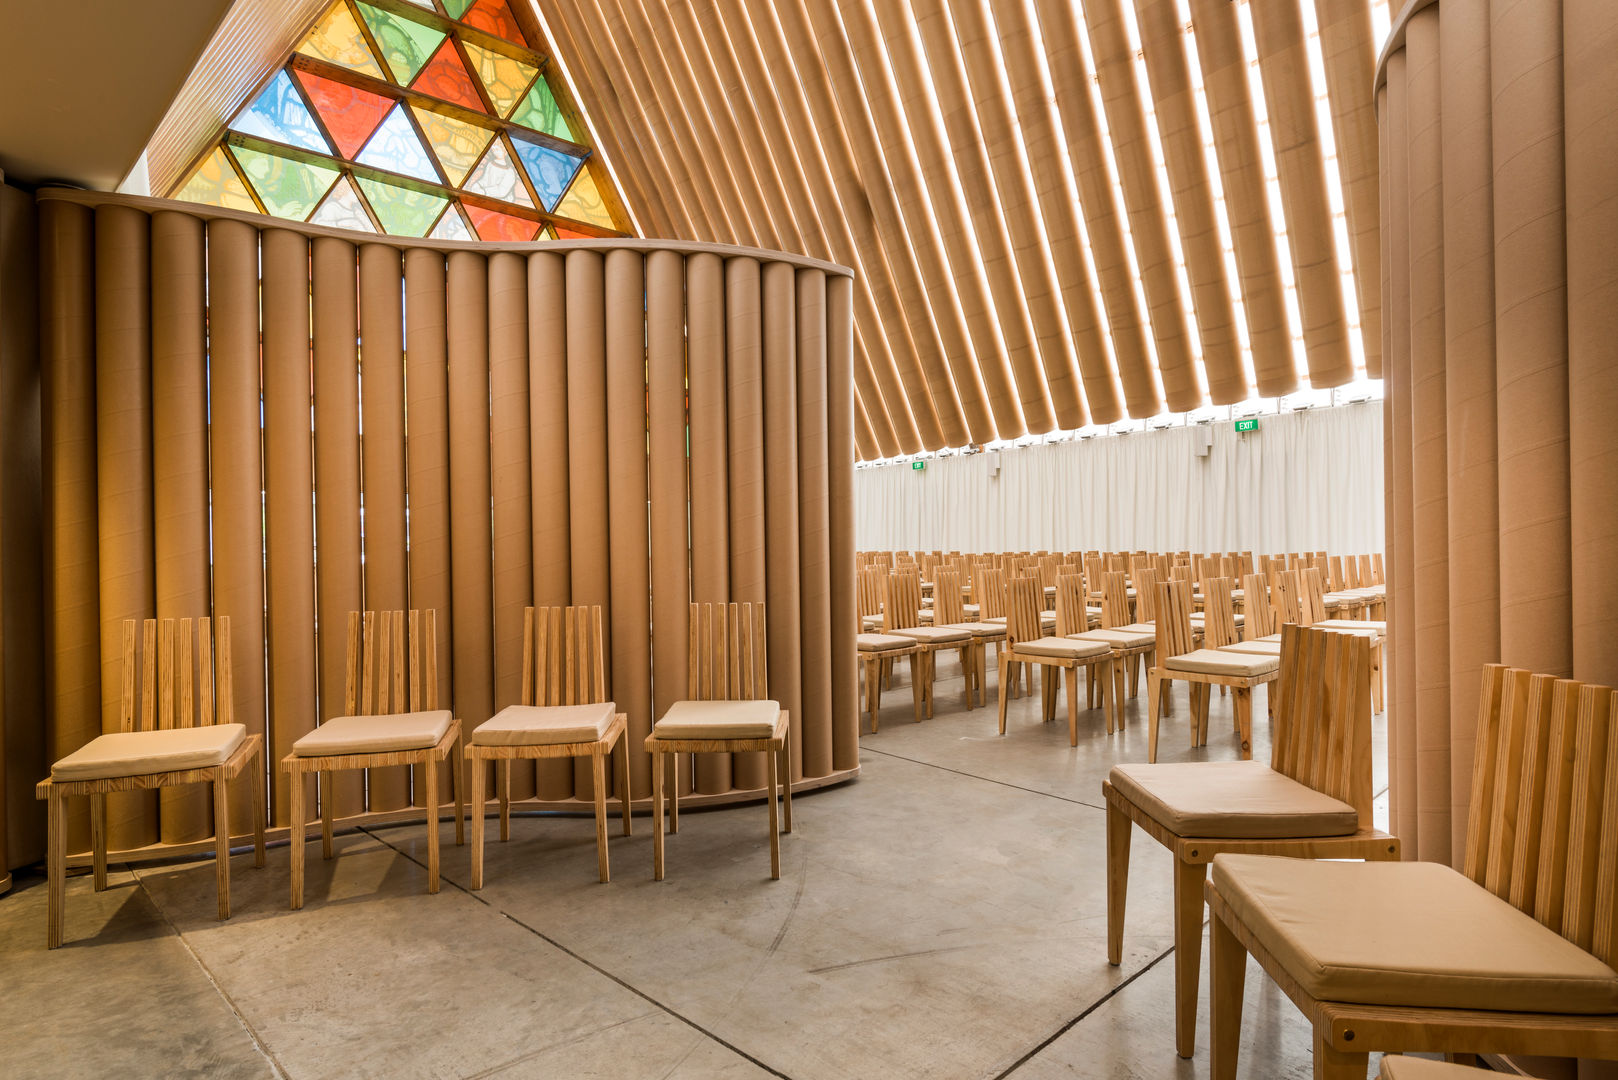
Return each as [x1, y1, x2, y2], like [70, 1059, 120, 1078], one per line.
[1234, 417, 1259, 432]
[912, 461, 926, 471]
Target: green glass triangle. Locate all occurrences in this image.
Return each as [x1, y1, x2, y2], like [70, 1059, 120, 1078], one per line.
[232, 146, 341, 219]
[356, 2, 447, 84]
[510, 74, 570, 141]
[355, 176, 449, 236]
[443, 0, 476, 16]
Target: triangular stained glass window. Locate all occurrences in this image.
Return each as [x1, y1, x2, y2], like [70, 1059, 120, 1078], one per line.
[356, 105, 440, 182]
[293, 69, 394, 159]
[552, 168, 613, 229]
[461, 41, 538, 118]
[442, 0, 476, 18]
[510, 137, 582, 212]
[466, 204, 539, 242]
[233, 146, 341, 219]
[412, 39, 486, 113]
[356, 177, 448, 236]
[510, 75, 570, 141]
[356, 2, 447, 84]
[309, 175, 377, 232]
[462, 137, 532, 206]
[553, 225, 591, 240]
[430, 206, 475, 241]
[462, 0, 526, 47]
[297, 4, 385, 79]
[175, 148, 260, 212]
[231, 69, 330, 153]
[411, 106, 494, 186]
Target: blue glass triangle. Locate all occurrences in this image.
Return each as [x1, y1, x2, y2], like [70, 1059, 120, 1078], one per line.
[230, 70, 331, 154]
[355, 104, 439, 182]
[510, 137, 583, 212]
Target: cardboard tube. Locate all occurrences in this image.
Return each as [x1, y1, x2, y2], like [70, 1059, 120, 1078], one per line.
[827, 275, 860, 773]
[796, 269, 832, 780]
[726, 257, 768, 790]
[648, 250, 690, 792]
[762, 262, 803, 786]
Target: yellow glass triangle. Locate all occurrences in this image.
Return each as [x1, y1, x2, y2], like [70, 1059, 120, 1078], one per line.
[461, 41, 538, 118]
[297, 3, 386, 80]
[409, 106, 495, 187]
[553, 168, 613, 229]
[174, 148, 259, 213]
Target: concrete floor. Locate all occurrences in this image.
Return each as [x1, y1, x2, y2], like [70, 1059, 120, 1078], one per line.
[1, 654, 1392, 1079]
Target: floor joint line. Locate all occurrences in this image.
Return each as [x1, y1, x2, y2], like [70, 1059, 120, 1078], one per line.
[859, 745, 1109, 811]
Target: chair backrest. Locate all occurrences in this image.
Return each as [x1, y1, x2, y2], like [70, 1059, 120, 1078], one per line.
[1358, 552, 1375, 586]
[883, 571, 924, 632]
[1301, 567, 1328, 624]
[345, 609, 439, 717]
[523, 605, 606, 707]
[1006, 576, 1045, 646]
[1099, 570, 1133, 630]
[688, 601, 768, 700]
[1242, 574, 1275, 638]
[1200, 577, 1240, 649]
[119, 616, 232, 731]
[857, 567, 885, 620]
[1272, 569, 1307, 627]
[1154, 579, 1196, 659]
[1460, 664, 1618, 969]
[1133, 567, 1160, 624]
[1270, 624, 1374, 825]
[1055, 573, 1088, 636]
[977, 569, 1009, 621]
[933, 570, 966, 625]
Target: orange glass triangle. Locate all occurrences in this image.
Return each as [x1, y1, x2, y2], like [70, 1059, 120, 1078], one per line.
[462, 0, 526, 46]
[466, 204, 539, 241]
[553, 226, 591, 239]
[294, 68, 395, 159]
[412, 39, 486, 113]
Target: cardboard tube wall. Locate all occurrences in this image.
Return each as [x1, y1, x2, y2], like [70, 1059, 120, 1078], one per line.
[648, 250, 690, 792]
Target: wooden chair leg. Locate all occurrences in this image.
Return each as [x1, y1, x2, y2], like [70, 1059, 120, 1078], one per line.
[960, 645, 974, 711]
[911, 654, 923, 723]
[1111, 656, 1125, 727]
[618, 735, 633, 836]
[1105, 798, 1130, 965]
[452, 736, 465, 847]
[289, 769, 306, 911]
[781, 736, 793, 834]
[1234, 687, 1253, 760]
[667, 752, 679, 833]
[1209, 907, 1247, 1080]
[425, 753, 441, 894]
[90, 791, 108, 892]
[1312, 1029, 1370, 1080]
[997, 652, 1011, 735]
[766, 739, 781, 880]
[214, 766, 232, 920]
[319, 770, 333, 860]
[1173, 859, 1208, 1058]
[252, 746, 267, 868]
[46, 788, 66, 949]
[469, 752, 486, 890]
[499, 759, 511, 843]
[592, 751, 610, 883]
[1064, 666, 1079, 746]
[1101, 658, 1116, 734]
[652, 747, 666, 881]
[1147, 673, 1163, 763]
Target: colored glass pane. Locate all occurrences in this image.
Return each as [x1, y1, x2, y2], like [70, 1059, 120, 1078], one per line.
[553, 225, 590, 239]
[552, 168, 613, 229]
[539, 226, 556, 240]
[462, 41, 537, 118]
[356, 177, 448, 236]
[293, 69, 394, 159]
[356, 105, 440, 181]
[510, 75, 570, 141]
[308, 176, 377, 232]
[230, 69, 331, 153]
[411, 39, 485, 113]
[296, 3, 384, 79]
[462, 0, 526, 47]
[356, 2, 446, 84]
[461, 137, 531, 206]
[174, 148, 259, 212]
[442, 0, 476, 17]
[233, 146, 340, 219]
[510, 137, 581, 211]
[410, 106, 494, 186]
[430, 205, 474, 241]
[398, 0, 434, 7]
[466, 205, 539, 242]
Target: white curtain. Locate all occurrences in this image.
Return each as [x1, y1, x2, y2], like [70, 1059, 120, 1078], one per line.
[854, 401, 1384, 554]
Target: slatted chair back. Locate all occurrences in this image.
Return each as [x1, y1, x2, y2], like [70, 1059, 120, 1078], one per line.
[1200, 577, 1240, 649]
[857, 568, 886, 622]
[1269, 624, 1374, 825]
[1454, 665, 1618, 969]
[1357, 552, 1374, 586]
[1005, 576, 1046, 647]
[522, 606, 606, 707]
[1300, 566, 1331, 625]
[883, 572, 926, 633]
[1154, 579, 1197, 660]
[1055, 573, 1089, 636]
[688, 602, 769, 701]
[976, 569, 1008, 621]
[118, 616, 232, 732]
[1326, 555, 1346, 592]
[1170, 563, 1193, 584]
[1272, 569, 1307, 627]
[344, 609, 439, 717]
[1036, 555, 1060, 590]
[1100, 570, 1134, 629]
[1242, 574, 1276, 638]
[933, 570, 967, 625]
[1133, 567, 1160, 624]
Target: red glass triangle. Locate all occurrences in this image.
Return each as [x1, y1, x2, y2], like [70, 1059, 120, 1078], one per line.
[466, 204, 539, 241]
[462, 0, 526, 47]
[293, 69, 395, 159]
[553, 226, 591, 239]
[412, 39, 487, 113]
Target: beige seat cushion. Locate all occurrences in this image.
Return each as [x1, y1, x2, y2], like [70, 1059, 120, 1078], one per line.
[1014, 636, 1111, 660]
[962, 603, 980, 617]
[893, 625, 973, 644]
[861, 615, 882, 631]
[1317, 619, 1387, 634]
[858, 632, 917, 651]
[473, 702, 615, 747]
[1070, 628, 1155, 649]
[937, 621, 1003, 638]
[1163, 649, 1279, 677]
[653, 699, 780, 740]
[1212, 855, 1618, 1014]
[1379, 1058, 1496, 1080]
[1114, 622, 1155, 634]
[1220, 639, 1282, 656]
[293, 710, 453, 757]
[1189, 612, 1245, 626]
[52, 724, 248, 782]
[1110, 760, 1358, 839]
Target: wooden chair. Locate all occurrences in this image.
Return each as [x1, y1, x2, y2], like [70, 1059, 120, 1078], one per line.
[1209, 666, 1618, 1079]
[1105, 624, 1397, 1058]
[1304, 567, 1388, 715]
[646, 602, 791, 880]
[1147, 580, 1279, 761]
[931, 568, 1002, 707]
[997, 576, 1115, 744]
[1071, 570, 1157, 704]
[37, 617, 265, 948]
[856, 580, 923, 733]
[283, 609, 464, 909]
[466, 606, 631, 887]
[884, 571, 974, 717]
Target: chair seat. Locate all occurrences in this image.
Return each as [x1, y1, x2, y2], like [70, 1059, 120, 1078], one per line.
[1070, 628, 1155, 649]
[1110, 760, 1358, 839]
[892, 625, 973, 644]
[937, 621, 1003, 638]
[1014, 636, 1111, 660]
[1189, 612, 1245, 626]
[1113, 622, 1155, 634]
[1317, 619, 1386, 634]
[653, 699, 780, 740]
[1163, 649, 1278, 677]
[1219, 639, 1282, 656]
[1212, 855, 1618, 1014]
[51, 724, 248, 782]
[857, 632, 918, 651]
[293, 710, 453, 756]
[962, 603, 980, 616]
[861, 615, 882, 631]
[1378, 1057, 1495, 1079]
[473, 702, 616, 747]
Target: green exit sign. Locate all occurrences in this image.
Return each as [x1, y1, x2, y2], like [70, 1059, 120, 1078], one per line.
[912, 460, 926, 471]
[1234, 417, 1260, 432]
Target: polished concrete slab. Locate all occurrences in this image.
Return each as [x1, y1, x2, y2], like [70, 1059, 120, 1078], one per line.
[0, 654, 1387, 1079]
